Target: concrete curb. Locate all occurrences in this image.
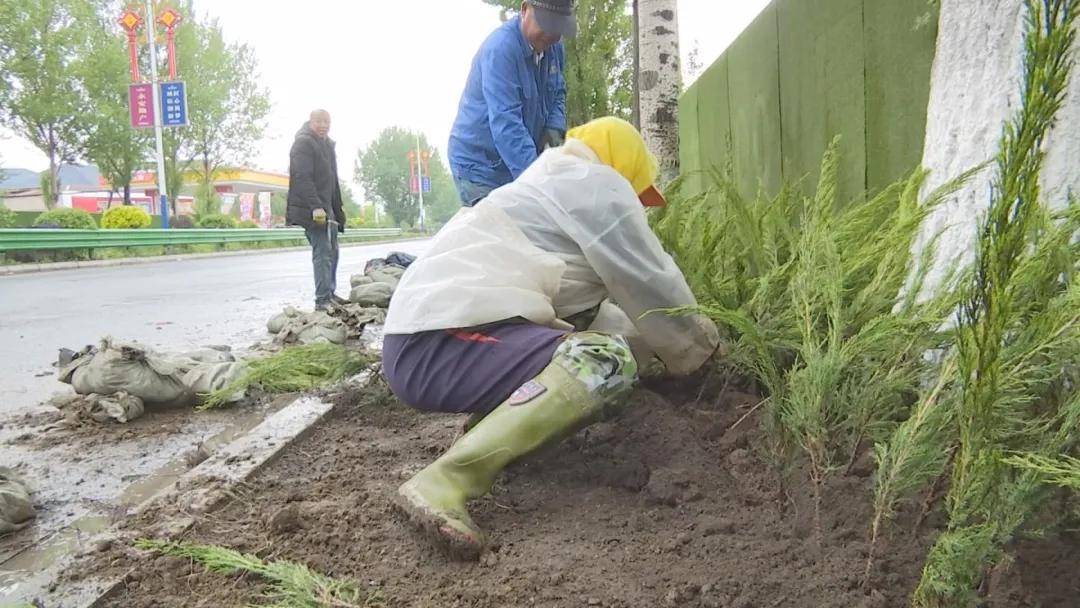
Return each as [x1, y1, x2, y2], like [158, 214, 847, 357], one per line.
[25, 371, 375, 608]
[0, 237, 429, 277]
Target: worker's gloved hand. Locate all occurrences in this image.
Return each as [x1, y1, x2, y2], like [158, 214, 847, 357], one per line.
[541, 128, 565, 150]
[312, 208, 327, 225]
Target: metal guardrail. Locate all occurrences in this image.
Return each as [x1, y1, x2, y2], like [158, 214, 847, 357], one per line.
[0, 227, 403, 252]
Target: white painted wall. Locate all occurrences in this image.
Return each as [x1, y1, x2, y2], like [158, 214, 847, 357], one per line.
[916, 0, 1080, 292]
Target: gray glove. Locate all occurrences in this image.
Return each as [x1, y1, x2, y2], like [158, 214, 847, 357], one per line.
[541, 128, 565, 150]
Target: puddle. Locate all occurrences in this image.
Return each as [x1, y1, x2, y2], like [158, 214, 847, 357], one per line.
[0, 393, 299, 604]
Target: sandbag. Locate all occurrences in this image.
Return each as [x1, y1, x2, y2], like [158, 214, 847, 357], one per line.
[350, 274, 374, 288]
[296, 323, 348, 345]
[269, 309, 349, 346]
[0, 468, 35, 536]
[53, 392, 145, 424]
[183, 361, 248, 404]
[268, 307, 303, 334]
[350, 282, 393, 308]
[60, 339, 194, 407]
[180, 347, 235, 365]
[367, 266, 404, 289]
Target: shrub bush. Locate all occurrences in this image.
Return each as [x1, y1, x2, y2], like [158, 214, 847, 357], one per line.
[101, 205, 152, 229]
[170, 215, 195, 229]
[238, 220, 260, 229]
[195, 214, 238, 229]
[33, 208, 97, 229]
[0, 203, 16, 228]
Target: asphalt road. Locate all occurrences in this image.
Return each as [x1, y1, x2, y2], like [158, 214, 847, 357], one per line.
[0, 239, 430, 422]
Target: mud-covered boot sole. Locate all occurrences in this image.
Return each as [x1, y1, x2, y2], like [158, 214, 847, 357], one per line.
[392, 488, 486, 561]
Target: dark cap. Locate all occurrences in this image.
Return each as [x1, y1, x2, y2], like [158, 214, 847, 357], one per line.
[526, 0, 577, 38]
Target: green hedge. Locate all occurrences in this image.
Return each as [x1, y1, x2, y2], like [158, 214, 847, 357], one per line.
[33, 208, 97, 229]
[12, 209, 167, 228]
[101, 206, 152, 229]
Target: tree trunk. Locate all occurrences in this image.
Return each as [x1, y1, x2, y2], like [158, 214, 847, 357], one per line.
[123, 183, 131, 205]
[46, 127, 59, 209]
[632, 0, 641, 129]
[636, 0, 681, 185]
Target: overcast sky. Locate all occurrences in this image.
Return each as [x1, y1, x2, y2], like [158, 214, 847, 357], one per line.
[0, 1, 769, 188]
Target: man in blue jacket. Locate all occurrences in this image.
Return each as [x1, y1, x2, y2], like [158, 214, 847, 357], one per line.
[448, 0, 574, 206]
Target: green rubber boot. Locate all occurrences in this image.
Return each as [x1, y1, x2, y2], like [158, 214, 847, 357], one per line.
[395, 360, 603, 559]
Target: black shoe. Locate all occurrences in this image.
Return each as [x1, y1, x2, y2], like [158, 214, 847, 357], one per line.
[314, 302, 330, 312]
[330, 294, 351, 306]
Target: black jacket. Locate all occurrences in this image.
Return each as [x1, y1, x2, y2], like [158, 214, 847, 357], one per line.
[287, 122, 345, 230]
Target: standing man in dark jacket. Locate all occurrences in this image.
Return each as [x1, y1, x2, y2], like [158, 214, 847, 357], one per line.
[288, 109, 347, 310]
[448, 0, 574, 206]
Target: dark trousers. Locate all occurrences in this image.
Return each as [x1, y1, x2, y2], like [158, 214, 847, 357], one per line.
[382, 322, 568, 415]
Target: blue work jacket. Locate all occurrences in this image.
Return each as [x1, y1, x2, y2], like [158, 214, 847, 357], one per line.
[448, 15, 567, 190]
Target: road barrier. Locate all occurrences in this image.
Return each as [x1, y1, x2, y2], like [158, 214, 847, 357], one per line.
[0, 227, 403, 252]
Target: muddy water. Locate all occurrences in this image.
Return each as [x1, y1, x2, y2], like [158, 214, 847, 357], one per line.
[0, 393, 297, 602]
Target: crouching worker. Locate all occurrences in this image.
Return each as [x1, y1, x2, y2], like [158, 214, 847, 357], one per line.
[381, 117, 721, 558]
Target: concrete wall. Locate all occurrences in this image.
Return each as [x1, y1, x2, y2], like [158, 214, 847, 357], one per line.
[679, 0, 940, 202]
[916, 1, 1080, 290]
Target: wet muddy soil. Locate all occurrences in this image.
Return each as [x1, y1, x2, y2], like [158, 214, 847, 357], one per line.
[77, 375, 1079, 607]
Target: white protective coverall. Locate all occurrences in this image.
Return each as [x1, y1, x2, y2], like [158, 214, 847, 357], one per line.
[384, 138, 719, 375]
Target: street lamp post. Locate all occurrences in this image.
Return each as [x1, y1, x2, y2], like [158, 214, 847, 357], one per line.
[415, 135, 425, 233]
[145, 0, 170, 229]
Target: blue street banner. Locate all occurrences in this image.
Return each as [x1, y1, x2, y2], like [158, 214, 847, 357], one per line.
[160, 81, 188, 127]
[410, 176, 432, 194]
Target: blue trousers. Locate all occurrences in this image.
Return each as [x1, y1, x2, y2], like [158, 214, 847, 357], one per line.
[454, 177, 496, 207]
[304, 223, 339, 306]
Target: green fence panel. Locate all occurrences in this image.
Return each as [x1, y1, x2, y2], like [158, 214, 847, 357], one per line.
[778, 0, 866, 203]
[696, 55, 733, 183]
[727, 4, 784, 200]
[678, 85, 704, 195]
[864, 0, 940, 191]
[679, 1, 940, 203]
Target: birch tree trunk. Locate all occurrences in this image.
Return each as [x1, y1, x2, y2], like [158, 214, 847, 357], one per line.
[636, 0, 681, 184]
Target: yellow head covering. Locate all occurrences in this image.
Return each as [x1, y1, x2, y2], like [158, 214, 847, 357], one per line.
[567, 117, 666, 206]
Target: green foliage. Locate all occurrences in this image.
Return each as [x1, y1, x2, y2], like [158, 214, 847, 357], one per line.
[355, 127, 457, 228]
[1003, 452, 1080, 491]
[155, 1, 270, 211]
[136, 539, 382, 607]
[655, 144, 966, 543]
[237, 219, 259, 229]
[194, 189, 222, 217]
[0, 0, 100, 208]
[0, 203, 16, 228]
[77, 7, 148, 205]
[101, 205, 152, 229]
[270, 191, 288, 218]
[181, 12, 271, 207]
[195, 213, 238, 229]
[912, 2, 1080, 604]
[170, 215, 195, 229]
[33, 207, 97, 229]
[201, 344, 371, 410]
[341, 182, 362, 219]
[482, 0, 633, 125]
